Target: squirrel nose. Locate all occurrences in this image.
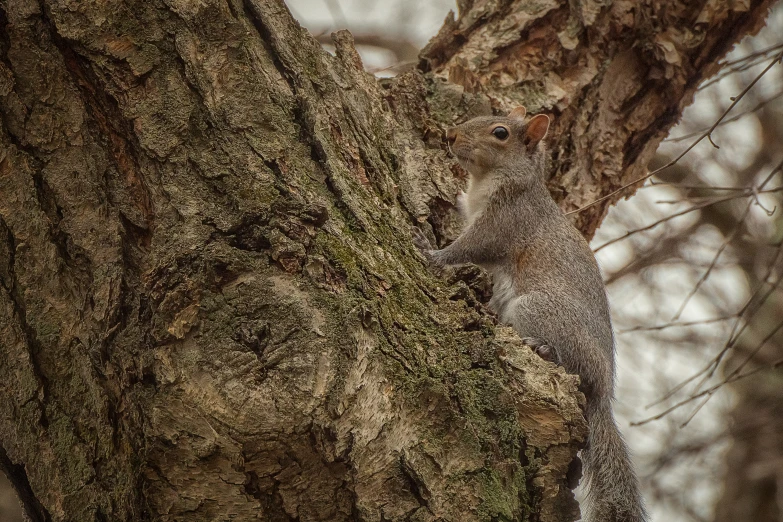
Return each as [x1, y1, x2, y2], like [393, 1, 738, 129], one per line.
[446, 127, 457, 145]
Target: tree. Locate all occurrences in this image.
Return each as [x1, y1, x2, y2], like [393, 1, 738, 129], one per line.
[0, 0, 776, 520]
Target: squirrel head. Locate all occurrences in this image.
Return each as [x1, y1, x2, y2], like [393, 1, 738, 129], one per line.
[446, 107, 551, 180]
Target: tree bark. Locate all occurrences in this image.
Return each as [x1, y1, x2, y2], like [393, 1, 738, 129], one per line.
[0, 0, 775, 521]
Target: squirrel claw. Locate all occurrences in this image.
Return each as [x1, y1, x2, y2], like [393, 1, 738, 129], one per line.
[522, 337, 560, 365]
[411, 227, 446, 268]
[411, 226, 434, 252]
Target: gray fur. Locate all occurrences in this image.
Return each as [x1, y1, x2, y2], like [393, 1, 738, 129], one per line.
[415, 112, 648, 522]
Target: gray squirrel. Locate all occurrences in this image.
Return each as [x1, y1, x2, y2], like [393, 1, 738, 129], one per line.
[413, 107, 648, 522]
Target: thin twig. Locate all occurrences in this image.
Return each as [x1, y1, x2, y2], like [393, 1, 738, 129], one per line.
[617, 315, 736, 334]
[670, 163, 782, 322]
[593, 185, 783, 253]
[679, 319, 783, 427]
[670, 199, 754, 321]
[699, 42, 783, 90]
[701, 249, 783, 381]
[632, 357, 783, 426]
[643, 183, 752, 191]
[647, 238, 783, 408]
[654, 187, 783, 203]
[593, 194, 740, 253]
[665, 90, 783, 143]
[726, 319, 783, 381]
[679, 394, 712, 428]
[723, 42, 783, 67]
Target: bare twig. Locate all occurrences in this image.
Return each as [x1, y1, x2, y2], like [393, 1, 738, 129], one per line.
[593, 192, 755, 253]
[643, 182, 753, 191]
[617, 315, 736, 334]
[677, 314, 783, 428]
[632, 357, 783, 427]
[699, 42, 783, 90]
[723, 42, 783, 67]
[654, 186, 783, 203]
[698, 242, 783, 381]
[665, 90, 783, 143]
[670, 200, 754, 321]
[670, 162, 782, 321]
[725, 319, 783, 381]
[647, 238, 783, 408]
[679, 394, 712, 428]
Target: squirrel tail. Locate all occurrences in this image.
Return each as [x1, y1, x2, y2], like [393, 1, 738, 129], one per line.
[582, 399, 648, 522]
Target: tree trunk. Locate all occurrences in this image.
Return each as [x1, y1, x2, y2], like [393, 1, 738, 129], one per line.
[0, 0, 774, 521]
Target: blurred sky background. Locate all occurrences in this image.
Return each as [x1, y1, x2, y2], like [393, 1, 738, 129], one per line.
[2, 2, 782, 521]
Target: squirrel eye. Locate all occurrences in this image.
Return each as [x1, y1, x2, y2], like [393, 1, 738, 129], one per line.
[492, 126, 509, 140]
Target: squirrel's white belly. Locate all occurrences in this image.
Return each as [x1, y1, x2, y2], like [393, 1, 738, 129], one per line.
[488, 270, 520, 325]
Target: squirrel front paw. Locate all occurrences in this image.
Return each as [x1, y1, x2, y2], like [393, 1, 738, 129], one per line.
[522, 337, 561, 365]
[411, 226, 433, 251]
[411, 227, 446, 268]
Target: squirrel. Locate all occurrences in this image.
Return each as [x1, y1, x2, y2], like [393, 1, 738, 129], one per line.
[413, 107, 648, 522]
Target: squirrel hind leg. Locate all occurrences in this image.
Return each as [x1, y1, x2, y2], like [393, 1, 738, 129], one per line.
[584, 497, 647, 522]
[521, 336, 561, 365]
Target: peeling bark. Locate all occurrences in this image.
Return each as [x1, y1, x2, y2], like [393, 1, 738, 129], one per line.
[0, 0, 774, 521]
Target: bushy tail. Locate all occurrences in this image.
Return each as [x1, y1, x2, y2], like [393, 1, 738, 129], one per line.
[582, 399, 648, 522]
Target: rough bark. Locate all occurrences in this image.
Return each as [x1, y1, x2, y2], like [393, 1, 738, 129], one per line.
[0, 0, 775, 521]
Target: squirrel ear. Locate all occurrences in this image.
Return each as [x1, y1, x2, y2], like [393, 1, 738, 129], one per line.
[508, 106, 527, 120]
[524, 114, 550, 150]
